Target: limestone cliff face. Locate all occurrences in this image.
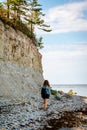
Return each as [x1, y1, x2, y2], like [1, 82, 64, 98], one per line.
[0, 20, 44, 106]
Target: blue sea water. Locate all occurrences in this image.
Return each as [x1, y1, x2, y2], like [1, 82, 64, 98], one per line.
[51, 84, 87, 97]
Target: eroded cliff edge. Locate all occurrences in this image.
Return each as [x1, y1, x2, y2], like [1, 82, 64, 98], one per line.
[0, 20, 44, 106]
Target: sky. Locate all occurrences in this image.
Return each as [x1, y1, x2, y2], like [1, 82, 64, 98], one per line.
[37, 0, 87, 84]
[0, 0, 87, 84]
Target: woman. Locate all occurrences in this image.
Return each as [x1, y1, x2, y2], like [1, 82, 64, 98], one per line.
[41, 80, 51, 110]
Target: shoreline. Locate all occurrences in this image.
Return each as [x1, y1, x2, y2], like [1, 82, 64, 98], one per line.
[0, 94, 87, 130]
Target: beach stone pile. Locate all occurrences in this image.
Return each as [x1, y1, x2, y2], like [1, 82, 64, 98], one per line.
[0, 94, 87, 130]
[44, 109, 87, 130]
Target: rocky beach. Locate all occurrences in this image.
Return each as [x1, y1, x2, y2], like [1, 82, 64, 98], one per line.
[0, 14, 87, 130]
[0, 93, 87, 130]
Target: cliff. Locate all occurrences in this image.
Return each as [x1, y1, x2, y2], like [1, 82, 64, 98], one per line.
[0, 20, 44, 106]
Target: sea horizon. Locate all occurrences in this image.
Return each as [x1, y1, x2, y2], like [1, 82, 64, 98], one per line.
[51, 84, 87, 86]
[51, 84, 87, 97]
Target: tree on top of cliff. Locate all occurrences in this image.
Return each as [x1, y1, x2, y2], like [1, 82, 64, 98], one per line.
[0, 0, 52, 48]
[24, 0, 52, 35]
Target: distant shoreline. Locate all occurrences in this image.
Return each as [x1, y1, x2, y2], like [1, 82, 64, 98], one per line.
[51, 84, 87, 86]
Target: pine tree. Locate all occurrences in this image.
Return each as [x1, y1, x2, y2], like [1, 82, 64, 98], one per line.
[0, 0, 52, 47]
[10, 0, 26, 21]
[6, 0, 10, 18]
[24, 0, 52, 35]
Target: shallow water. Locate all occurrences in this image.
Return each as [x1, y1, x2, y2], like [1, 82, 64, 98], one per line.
[52, 84, 87, 97]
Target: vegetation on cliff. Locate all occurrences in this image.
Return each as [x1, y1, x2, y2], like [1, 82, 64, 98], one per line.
[0, 0, 51, 48]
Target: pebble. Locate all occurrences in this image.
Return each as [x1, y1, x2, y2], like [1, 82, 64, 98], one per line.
[0, 95, 87, 130]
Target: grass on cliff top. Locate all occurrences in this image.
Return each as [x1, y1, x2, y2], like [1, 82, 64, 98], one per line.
[0, 16, 36, 43]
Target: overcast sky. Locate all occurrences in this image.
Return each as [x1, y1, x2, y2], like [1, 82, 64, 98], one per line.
[38, 0, 87, 84]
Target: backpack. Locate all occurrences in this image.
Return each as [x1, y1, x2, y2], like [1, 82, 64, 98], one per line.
[41, 86, 50, 98]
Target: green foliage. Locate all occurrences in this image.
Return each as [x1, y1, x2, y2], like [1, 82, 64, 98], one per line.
[36, 36, 44, 49]
[55, 94, 61, 100]
[0, 0, 52, 47]
[0, 16, 35, 39]
[24, 0, 52, 34]
[15, 20, 33, 38]
[38, 28, 52, 32]
[51, 89, 58, 95]
[0, 2, 3, 8]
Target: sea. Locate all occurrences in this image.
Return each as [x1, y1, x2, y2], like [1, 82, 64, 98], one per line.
[51, 84, 87, 97]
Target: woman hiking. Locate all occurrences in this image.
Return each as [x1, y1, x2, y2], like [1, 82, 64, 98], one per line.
[41, 80, 51, 110]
